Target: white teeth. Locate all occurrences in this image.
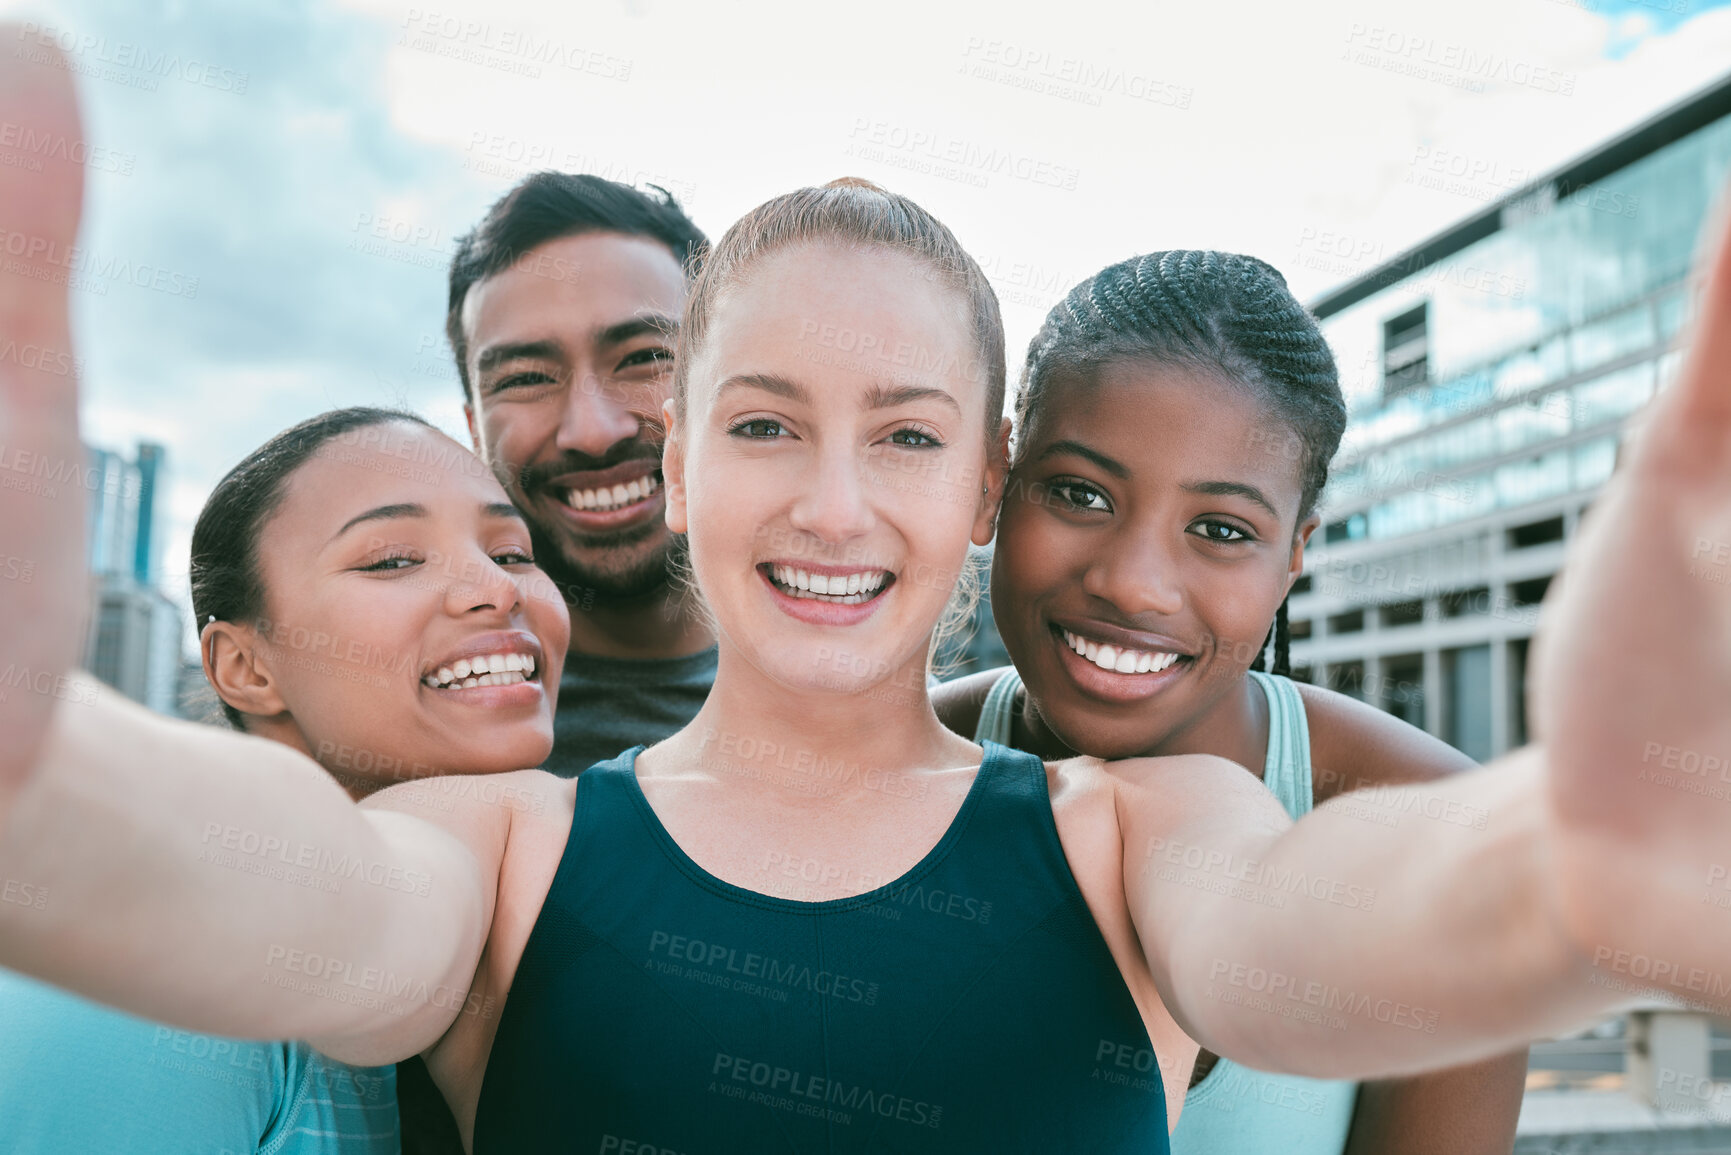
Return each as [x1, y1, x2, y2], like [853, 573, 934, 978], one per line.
[1060, 628, 1182, 676]
[563, 475, 660, 513]
[425, 652, 538, 690]
[766, 565, 891, 605]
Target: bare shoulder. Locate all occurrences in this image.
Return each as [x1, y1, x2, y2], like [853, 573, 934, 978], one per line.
[932, 666, 1011, 738]
[1293, 682, 1475, 802]
[363, 769, 576, 870]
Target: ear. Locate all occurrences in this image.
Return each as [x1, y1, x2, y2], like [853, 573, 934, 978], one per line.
[1285, 512, 1321, 593]
[464, 400, 480, 453]
[662, 398, 688, 534]
[202, 620, 289, 722]
[970, 417, 1014, 548]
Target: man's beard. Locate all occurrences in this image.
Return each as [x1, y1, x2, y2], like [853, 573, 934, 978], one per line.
[526, 515, 681, 604]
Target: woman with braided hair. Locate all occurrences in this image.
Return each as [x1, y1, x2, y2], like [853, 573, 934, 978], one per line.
[936, 250, 1526, 1152]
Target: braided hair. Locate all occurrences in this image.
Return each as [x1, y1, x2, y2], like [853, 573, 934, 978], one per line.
[1016, 251, 1346, 677]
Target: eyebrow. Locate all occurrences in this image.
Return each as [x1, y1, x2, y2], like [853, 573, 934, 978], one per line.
[598, 314, 678, 346]
[715, 374, 963, 415]
[1034, 439, 1129, 479]
[475, 339, 561, 374]
[1183, 480, 1280, 519]
[864, 381, 961, 415]
[331, 503, 428, 543]
[483, 502, 527, 523]
[717, 372, 809, 403]
[330, 501, 527, 545]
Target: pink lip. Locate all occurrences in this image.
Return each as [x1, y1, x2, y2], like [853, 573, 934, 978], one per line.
[758, 565, 894, 627]
[1050, 623, 1189, 704]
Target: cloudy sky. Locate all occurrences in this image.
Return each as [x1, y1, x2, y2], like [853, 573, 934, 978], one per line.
[5, 0, 1731, 645]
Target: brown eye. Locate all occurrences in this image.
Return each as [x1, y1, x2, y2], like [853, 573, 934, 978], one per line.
[1051, 481, 1109, 512]
[1194, 520, 1250, 543]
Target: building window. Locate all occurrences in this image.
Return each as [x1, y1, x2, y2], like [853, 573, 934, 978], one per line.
[1441, 586, 1491, 618]
[1327, 609, 1365, 635]
[1382, 302, 1429, 397]
[1328, 660, 1366, 701]
[1380, 652, 1426, 731]
[1288, 617, 1313, 641]
[1324, 513, 1367, 544]
[1509, 575, 1553, 606]
[1379, 600, 1424, 628]
[1443, 644, 1493, 763]
[1507, 515, 1564, 551]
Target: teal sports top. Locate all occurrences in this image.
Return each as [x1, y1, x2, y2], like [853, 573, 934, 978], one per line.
[0, 967, 399, 1154]
[474, 742, 1168, 1152]
[975, 668, 1359, 1153]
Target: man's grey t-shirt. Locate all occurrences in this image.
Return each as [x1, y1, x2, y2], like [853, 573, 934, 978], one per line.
[543, 647, 718, 777]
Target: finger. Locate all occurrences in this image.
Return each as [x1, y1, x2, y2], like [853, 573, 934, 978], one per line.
[0, 29, 84, 381]
[1636, 182, 1731, 459]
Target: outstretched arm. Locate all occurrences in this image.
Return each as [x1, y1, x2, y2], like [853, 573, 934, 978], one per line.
[0, 682, 502, 1067]
[0, 34, 88, 804]
[0, 44, 499, 1066]
[1122, 183, 1731, 1080]
[1121, 746, 1594, 1079]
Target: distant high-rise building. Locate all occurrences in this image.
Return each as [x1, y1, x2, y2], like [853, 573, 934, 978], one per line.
[81, 441, 183, 716]
[1292, 72, 1731, 761]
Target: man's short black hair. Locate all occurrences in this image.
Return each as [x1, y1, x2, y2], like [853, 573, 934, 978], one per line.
[446, 172, 708, 398]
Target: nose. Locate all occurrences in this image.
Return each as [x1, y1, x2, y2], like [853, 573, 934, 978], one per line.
[555, 370, 643, 458]
[443, 547, 524, 620]
[786, 440, 876, 545]
[1080, 523, 1184, 618]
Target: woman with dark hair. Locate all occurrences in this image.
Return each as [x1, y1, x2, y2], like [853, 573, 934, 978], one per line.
[937, 251, 1525, 1152]
[9, 57, 1731, 1154]
[0, 402, 570, 1153]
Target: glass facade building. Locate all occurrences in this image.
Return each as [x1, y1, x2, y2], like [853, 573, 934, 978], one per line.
[1291, 73, 1731, 761]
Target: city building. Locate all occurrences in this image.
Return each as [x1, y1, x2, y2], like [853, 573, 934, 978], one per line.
[1291, 71, 1731, 762]
[82, 441, 184, 716]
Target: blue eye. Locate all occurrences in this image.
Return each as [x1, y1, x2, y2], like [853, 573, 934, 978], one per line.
[888, 427, 943, 448]
[728, 418, 787, 439]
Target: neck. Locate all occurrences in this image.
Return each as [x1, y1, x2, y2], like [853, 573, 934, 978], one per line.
[654, 643, 976, 803]
[566, 585, 715, 660]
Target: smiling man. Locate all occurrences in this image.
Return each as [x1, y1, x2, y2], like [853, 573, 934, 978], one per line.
[448, 173, 715, 777]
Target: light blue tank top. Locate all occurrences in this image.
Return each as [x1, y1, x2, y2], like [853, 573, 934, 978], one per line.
[974, 668, 1359, 1152]
[0, 967, 400, 1154]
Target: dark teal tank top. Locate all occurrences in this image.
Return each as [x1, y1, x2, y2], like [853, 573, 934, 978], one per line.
[474, 742, 1168, 1153]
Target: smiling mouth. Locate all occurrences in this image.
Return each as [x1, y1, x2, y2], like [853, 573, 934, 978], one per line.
[764, 564, 894, 606]
[421, 651, 540, 691]
[558, 473, 661, 512]
[1060, 628, 1186, 675]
